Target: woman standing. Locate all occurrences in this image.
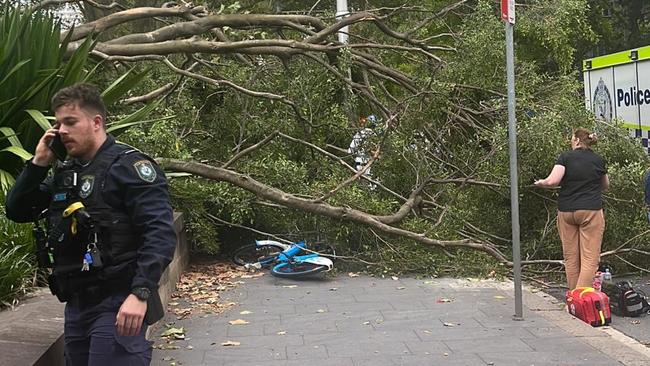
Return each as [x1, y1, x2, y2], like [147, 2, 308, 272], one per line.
[534, 128, 609, 290]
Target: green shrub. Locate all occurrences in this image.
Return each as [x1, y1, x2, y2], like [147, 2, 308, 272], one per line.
[0, 202, 37, 306]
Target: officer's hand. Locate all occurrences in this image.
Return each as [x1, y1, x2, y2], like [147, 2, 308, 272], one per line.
[116, 294, 147, 336]
[32, 128, 59, 167]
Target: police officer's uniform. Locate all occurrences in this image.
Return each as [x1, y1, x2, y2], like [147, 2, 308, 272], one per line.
[5, 135, 176, 365]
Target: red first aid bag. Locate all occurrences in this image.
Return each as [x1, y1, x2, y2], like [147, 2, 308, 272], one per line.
[566, 287, 611, 327]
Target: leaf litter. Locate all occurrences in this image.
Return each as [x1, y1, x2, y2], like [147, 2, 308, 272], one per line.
[169, 262, 248, 319]
[154, 261, 250, 350]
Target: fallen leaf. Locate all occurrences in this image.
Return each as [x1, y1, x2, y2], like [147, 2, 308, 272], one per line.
[161, 327, 185, 338]
[348, 272, 360, 277]
[221, 340, 241, 346]
[228, 319, 250, 325]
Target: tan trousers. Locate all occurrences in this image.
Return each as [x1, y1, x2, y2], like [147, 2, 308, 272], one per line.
[557, 209, 605, 290]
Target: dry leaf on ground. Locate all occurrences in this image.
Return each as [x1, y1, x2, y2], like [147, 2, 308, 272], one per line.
[221, 341, 241, 346]
[228, 319, 250, 325]
[160, 327, 185, 340]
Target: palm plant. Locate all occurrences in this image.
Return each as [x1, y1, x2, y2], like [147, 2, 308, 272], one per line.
[0, 5, 94, 191]
[0, 5, 157, 192]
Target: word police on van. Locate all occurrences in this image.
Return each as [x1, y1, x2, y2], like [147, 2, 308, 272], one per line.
[617, 86, 650, 107]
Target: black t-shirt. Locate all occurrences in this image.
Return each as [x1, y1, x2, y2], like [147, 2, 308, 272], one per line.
[556, 149, 607, 212]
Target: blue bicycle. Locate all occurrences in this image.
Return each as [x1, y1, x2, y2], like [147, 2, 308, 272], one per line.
[232, 240, 334, 278]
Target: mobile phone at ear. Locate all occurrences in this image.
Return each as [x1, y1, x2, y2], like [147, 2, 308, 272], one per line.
[47, 132, 67, 161]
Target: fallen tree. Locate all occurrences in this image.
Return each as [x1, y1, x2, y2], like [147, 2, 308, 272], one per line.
[26, 0, 650, 274]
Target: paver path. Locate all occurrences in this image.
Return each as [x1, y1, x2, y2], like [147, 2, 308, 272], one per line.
[152, 274, 650, 366]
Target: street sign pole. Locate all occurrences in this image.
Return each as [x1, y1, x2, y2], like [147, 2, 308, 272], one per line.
[502, 0, 523, 320]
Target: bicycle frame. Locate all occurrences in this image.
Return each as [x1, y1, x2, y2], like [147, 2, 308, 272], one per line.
[245, 240, 333, 273]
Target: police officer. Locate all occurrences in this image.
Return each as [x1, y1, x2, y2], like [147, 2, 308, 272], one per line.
[5, 83, 176, 365]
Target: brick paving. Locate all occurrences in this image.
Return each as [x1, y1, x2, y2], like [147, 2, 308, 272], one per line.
[152, 275, 650, 366]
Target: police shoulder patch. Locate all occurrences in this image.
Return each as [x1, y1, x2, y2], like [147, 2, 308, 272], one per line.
[133, 160, 157, 183]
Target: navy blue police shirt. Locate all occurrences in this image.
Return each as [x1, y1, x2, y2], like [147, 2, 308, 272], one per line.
[5, 135, 176, 292]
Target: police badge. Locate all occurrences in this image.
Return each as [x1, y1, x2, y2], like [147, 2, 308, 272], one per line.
[134, 160, 157, 183]
[593, 78, 612, 122]
[79, 175, 95, 198]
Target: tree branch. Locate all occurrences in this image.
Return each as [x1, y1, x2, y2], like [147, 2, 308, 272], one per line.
[158, 158, 510, 264]
[64, 6, 207, 42]
[123, 82, 174, 105]
[222, 131, 279, 169]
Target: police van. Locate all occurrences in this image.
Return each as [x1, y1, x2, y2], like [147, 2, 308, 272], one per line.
[583, 46, 650, 153]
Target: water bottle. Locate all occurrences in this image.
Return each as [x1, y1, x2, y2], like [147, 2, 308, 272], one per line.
[603, 268, 612, 282]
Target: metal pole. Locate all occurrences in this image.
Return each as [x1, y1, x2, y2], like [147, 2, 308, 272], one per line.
[336, 0, 349, 44]
[336, 0, 356, 126]
[505, 20, 523, 320]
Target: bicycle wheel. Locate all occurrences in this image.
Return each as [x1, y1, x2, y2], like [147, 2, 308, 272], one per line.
[232, 244, 282, 267]
[271, 262, 329, 278]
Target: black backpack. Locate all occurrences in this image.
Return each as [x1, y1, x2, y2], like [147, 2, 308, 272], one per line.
[601, 281, 648, 317]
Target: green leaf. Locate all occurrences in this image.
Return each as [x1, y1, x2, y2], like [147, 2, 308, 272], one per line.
[0, 59, 30, 88]
[0, 145, 32, 160]
[106, 99, 162, 136]
[25, 109, 52, 131]
[0, 127, 22, 148]
[0, 169, 16, 192]
[101, 67, 151, 106]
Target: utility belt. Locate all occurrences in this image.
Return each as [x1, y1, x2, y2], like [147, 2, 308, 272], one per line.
[49, 261, 136, 308]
